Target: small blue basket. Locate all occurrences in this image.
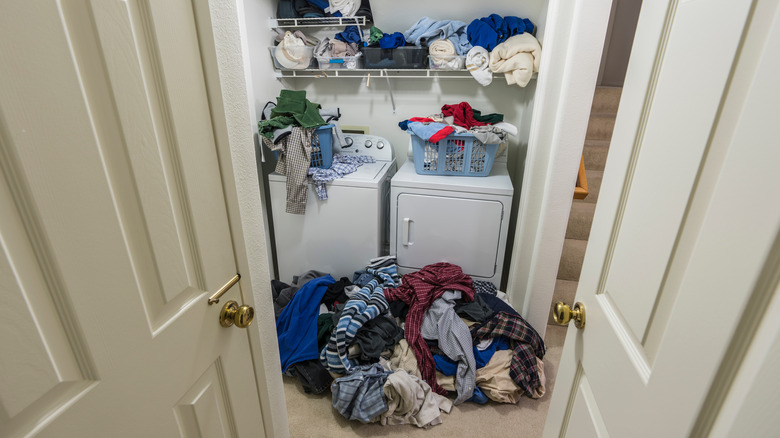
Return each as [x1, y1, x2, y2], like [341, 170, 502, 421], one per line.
[410, 132, 499, 176]
[272, 124, 334, 169]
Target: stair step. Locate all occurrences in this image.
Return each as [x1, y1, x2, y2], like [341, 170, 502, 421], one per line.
[557, 238, 588, 282]
[586, 115, 616, 141]
[582, 170, 603, 204]
[591, 86, 622, 114]
[583, 140, 610, 172]
[548, 279, 580, 325]
[566, 201, 596, 240]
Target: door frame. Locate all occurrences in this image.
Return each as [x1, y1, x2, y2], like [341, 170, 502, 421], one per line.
[202, 0, 616, 434]
[194, 1, 288, 437]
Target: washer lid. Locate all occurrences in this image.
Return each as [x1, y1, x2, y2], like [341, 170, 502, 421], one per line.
[269, 160, 393, 188]
[391, 160, 513, 196]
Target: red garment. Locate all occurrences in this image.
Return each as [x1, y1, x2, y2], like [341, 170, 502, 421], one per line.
[441, 102, 489, 129]
[409, 117, 435, 123]
[429, 126, 455, 143]
[384, 262, 475, 395]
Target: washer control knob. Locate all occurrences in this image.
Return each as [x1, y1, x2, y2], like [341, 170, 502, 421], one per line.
[364, 140, 372, 148]
[376, 141, 385, 149]
[343, 137, 353, 148]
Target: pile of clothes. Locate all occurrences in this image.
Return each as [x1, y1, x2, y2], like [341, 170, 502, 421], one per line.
[275, 257, 547, 428]
[259, 90, 365, 214]
[399, 14, 542, 86]
[399, 101, 517, 153]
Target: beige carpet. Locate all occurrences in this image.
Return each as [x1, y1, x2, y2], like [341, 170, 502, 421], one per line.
[283, 324, 568, 438]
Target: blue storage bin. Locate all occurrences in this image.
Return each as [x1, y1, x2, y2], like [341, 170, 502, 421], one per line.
[272, 124, 334, 169]
[410, 132, 499, 176]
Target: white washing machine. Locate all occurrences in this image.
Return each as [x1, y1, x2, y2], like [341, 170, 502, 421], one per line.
[268, 134, 396, 283]
[390, 151, 513, 286]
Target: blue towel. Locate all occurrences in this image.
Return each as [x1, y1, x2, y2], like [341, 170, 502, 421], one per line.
[379, 32, 405, 49]
[277, 275, 336, 372]
[335, 25, 362, 44]
[468, 15, 534, 51]
[403, 17, 472, 55]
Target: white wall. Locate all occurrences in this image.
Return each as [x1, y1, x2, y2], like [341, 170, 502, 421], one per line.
[248, 0, 548, 290]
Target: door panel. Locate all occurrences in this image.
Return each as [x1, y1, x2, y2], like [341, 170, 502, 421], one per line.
[544, 0, 778, 436]
[0, 1, 264, 436]
[395, 193, 503, 278]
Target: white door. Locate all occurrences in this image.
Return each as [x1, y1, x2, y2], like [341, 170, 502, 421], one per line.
[0, 1, 266, 437]
[545, 0, 780, 436]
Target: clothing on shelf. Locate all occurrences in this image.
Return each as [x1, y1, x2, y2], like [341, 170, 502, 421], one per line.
[403, 17, 472, 56]
[273, 31, 314, 69]
[466, 46, 493, 86]
[467, 14, 535, 51]
[324, 0, 360, 17]
[429, 39, 464, 69]
[384, 262, 475, 396]
[335, 25, 363, 44]
[489, 33, 542, 88]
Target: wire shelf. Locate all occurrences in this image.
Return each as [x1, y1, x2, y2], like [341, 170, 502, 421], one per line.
[272, 69, 524, 80]
[269, 16, 367, 28]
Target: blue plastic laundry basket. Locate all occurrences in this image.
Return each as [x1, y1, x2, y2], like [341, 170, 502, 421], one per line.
[410, 132, 499, 176]
[272, 124, 334, 169]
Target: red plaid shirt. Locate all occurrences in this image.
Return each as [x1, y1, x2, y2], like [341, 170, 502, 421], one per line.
[384, 263, 474, 395]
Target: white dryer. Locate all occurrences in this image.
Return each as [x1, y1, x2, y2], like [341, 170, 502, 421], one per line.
[268, 134, 396, 283]
[390, 154, 513, 286]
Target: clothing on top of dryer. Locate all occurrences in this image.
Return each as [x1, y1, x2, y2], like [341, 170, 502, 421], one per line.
[308, 153, 376, 200]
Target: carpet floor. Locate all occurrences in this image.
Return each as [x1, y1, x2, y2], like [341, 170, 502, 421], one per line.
[283, 323, 568, 437]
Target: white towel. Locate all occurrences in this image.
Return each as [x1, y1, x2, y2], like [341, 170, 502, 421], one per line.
[488, 33, 541, 87]
[325, 0, 360, 17]
[429, 39, 464, 70]
[465, 46, 492, 86]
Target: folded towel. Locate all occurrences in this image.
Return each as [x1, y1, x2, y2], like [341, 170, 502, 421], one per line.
[330, 40, 359, 57]
[488, 33, 541, 87]
[465, 46, 492, 86]
[429, 39, 464, 70]
[403, 17, 472, 56]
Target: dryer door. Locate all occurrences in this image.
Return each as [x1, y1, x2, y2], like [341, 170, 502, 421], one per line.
[395, 193, 504, 278]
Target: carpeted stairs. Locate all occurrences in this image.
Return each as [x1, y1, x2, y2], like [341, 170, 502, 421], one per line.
[550, 86, 621, 323]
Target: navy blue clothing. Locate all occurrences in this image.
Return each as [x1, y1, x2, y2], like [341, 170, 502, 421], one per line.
[379, 32, 405, 49]
[467, 15, 535, 51]
[335, 26, 362, 44]
[277, 275, 336, 372]
[477, 292, 521, 317]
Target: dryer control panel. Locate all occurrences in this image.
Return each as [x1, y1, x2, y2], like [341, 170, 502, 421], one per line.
[339, 134, 394, 161]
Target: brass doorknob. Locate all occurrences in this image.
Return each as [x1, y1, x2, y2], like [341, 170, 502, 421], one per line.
[552, 301, 586, 329]
[220, 300, 255, 328]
